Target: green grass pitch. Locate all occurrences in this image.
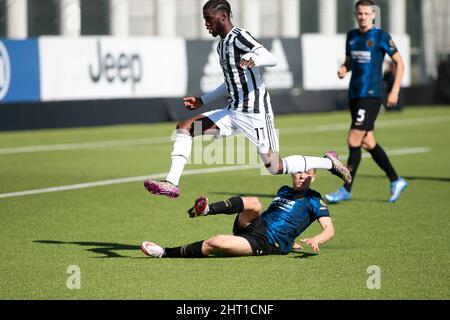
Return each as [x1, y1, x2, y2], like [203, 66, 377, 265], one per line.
[0, 106, 449, 299]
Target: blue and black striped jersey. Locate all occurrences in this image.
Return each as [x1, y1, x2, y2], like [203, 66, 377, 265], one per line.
[346, 27, 398, 100]
[261, 186, 330, 254]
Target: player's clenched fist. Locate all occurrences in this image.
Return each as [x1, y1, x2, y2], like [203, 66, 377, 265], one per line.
[240, 53, 257, 69]
[337, 65, 348, 79]
[183, 96, 204, 110]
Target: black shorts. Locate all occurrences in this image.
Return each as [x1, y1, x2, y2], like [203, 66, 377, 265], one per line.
[350, 98, 382, 131]
[232, 215, 274, 256]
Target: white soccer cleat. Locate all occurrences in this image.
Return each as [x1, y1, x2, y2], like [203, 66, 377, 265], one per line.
[141, 241, 165, 258]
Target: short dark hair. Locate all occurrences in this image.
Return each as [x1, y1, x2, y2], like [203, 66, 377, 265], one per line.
[355, 0, 375, 10]
[203, 0, 233, 18]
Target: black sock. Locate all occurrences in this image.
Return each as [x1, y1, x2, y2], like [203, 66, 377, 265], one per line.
[368, 144, 399, 182]
[344, 146, 361, 192]
[208, 197, 244, 215]
[164, 241, 206, 258]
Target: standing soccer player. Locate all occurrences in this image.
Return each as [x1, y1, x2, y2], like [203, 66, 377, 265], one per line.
[144, 0, 351, 199]
[325, 0, 407, 204]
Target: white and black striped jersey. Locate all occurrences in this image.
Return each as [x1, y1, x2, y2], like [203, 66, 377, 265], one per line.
[217, 27, 272, 114]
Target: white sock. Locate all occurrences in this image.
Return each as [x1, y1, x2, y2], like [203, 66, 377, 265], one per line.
[165, 134, 192, 186]
[282, 155, 332, 174]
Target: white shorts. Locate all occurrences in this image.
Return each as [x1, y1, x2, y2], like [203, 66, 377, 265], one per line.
[202, 108, 279, 154]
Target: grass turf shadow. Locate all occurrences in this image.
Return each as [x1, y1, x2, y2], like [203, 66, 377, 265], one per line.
[358, 173, 450, 183]
[290, 250, 319, 259]
[34, 240, 319, 260]
[33, 240, 140, 258]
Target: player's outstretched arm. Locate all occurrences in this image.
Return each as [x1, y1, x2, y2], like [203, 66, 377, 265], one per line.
[300, 216, 335, 252]
[386, 52, 404, 108]
[196, 82, 228, 108]
[183, 82, 228, 111]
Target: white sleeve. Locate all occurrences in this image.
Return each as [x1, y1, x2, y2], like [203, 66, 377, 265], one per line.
[200, 82, 227, 105]
[242, 47, 277, 68]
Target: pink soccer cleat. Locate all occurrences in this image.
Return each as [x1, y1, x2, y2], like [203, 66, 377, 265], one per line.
[324, 151, 352, 185]
[144, 180, 180, 199]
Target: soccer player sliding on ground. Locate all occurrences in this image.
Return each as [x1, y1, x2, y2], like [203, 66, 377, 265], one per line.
[141, 169, 334, 258]
[144, 0, 351, 199]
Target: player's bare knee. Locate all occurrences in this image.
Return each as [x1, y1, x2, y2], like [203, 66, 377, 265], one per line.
[176, 120, 191, 131]
[361, 137, 375, 150]
[205, 236, 228, 252]
[176, 120, 194, 137]
[243, 197, 262, 215]
[205, 236, 219, 248]
[361, 142, 370, 150]
[348, 138, 362, 148]
[348, 132, 365, 147]
[260, 153, 282, 175]
[202, 238, 215, 254]
[264, 159, 283, 175]
[265, 163, 281, 175]
[362, 143, 376, 151]
[348, 141, 362, 148]
[362, 137, 376, 150]
[203, 239, 216, 254]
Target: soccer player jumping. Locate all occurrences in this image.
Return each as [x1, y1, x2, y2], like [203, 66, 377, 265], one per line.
[325, 0, 408, 204]
[144, 0, 351, 199]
